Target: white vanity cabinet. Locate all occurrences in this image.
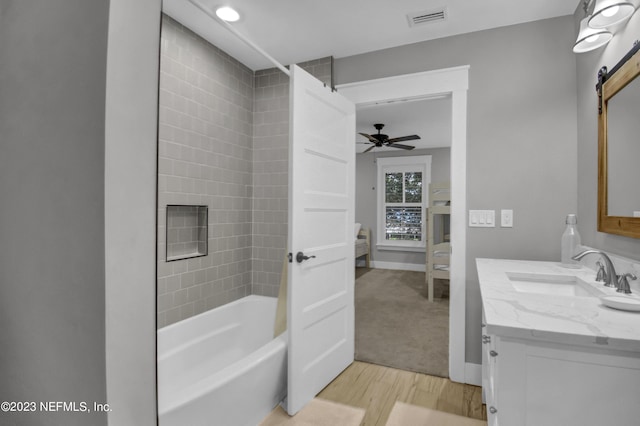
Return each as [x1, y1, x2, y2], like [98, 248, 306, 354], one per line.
[478, 258, 640, 426]
[480, 329, 640, 426]
[481, 314, 498, 426]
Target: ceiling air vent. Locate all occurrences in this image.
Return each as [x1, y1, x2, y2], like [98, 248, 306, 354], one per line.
[407, 8, 447, 27]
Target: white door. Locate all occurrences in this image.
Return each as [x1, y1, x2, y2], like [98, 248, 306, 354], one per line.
[287, 65, 356, 415]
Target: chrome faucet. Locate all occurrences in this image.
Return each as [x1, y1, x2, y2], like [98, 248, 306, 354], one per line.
[572, 250, 618, 289]
[617, 273, 637, 295]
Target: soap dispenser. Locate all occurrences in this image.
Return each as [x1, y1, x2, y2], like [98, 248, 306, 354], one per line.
[561, 214, 581, 268]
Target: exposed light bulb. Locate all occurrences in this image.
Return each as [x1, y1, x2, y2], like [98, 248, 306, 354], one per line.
[216, 6, 240, 22]
[589, 1, 635, 28]
[602, 5, 619, 17]
[586, 34, 601, 43]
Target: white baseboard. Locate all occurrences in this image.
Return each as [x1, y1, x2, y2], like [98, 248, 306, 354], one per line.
[369, 261, 425, 272]
[465, 362, 482, 386]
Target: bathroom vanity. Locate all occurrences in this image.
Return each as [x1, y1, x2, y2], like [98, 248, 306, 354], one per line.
[477, 258, 640, 426]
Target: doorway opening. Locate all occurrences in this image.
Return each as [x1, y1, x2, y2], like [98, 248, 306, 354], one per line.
[353, 94, 452, 377]
[337, 66, 469, 383]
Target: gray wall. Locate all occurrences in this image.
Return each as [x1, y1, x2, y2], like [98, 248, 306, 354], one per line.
[336, 16, 578, 365]
[0, 1, 108, 424]
[355, 148, 451, 266]
[0, 0, 160, 424]
[575, 6, 640, 259]
[157, 15, 254, 328]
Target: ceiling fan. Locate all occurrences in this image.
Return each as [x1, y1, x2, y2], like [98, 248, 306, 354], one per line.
[358, 123, 420, 153]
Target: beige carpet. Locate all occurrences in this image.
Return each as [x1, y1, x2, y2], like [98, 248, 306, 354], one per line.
[259, 398, 365, 426]
[355, 268, 449, 377]
[386, 402, 487, 426]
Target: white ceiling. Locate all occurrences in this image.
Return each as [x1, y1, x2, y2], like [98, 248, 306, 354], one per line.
[163, 0, 578, 155]
[356, 96, 452, 153]
[163, 0, 578, 71]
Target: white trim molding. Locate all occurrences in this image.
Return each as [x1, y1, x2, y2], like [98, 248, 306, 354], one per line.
[105, 0, 160, 423]
[338, 64, 469, 384]
[465, 362, 482, 386]
[369, 261, 426, 272]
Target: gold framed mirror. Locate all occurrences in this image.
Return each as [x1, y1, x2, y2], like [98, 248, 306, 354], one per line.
[597, 42, 640, 239]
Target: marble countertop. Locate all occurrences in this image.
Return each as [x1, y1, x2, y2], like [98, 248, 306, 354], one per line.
[477, 258, 640, 352]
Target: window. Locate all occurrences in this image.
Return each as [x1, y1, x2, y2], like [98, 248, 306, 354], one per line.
[377, 156, 431, 250]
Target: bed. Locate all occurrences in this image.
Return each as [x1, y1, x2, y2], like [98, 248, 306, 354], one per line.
[426, 182, 450, 302]
[354, 223, 370, 268]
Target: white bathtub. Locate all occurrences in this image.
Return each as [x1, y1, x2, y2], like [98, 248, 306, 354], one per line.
[158, 295, 287, 426]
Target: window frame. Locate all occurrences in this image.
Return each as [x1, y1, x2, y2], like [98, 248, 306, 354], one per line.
[376, 155, 432, 251]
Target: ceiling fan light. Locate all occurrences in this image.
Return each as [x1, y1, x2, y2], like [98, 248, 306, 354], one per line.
[588, 0, 635, 28]
[573, 16, 612, 53]
[357, 124, 419, 152]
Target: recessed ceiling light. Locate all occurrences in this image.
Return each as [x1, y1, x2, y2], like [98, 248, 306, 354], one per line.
[216, 6, 240, 22]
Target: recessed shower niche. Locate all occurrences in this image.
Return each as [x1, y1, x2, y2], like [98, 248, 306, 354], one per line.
[166, 205, 208, 262]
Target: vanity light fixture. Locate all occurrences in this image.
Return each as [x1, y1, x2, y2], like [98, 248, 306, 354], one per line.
[216, 6, 240, 22]
[589, 0, 635, 28]
[574, 0, 613, 53]
[574, 16, 613, 53]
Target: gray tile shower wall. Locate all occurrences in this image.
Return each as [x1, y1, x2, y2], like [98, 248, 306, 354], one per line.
[251, 58, 333, 297]
[157, 12, 334, 326]
[157, 15, 254, 328]
[251, 67, 289, 297]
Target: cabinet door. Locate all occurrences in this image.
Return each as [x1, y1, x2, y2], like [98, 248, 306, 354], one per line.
[481, 312, 489, 403]
[484, 335, 499, 426]
[481, 311, 499, 425]
[522, 343, 640, 426]
[492, 337, 640, 426]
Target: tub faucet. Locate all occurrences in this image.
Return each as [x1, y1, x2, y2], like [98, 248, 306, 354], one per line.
[572, 250, 618, 289]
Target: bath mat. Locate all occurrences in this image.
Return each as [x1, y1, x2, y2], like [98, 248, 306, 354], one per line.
[386, 402, 486, 426]
[259, 398, 365, 426]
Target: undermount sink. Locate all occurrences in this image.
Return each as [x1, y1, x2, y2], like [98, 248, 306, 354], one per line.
[506, 272, 604, 298]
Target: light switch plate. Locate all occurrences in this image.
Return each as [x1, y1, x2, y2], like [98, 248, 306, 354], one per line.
[501, 209, 513, 227]
[469, 210, 495, 227]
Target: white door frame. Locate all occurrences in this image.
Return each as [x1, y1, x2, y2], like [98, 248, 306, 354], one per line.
[336, 65, 469, 384]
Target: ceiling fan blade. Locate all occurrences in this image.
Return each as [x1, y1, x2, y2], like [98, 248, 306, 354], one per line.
[386, 135, 421, 144]
[356, 141, 373, 144]
[358, 132, 379, 143]
[390, 143, 415, 150]
[363, 145, 376, 153]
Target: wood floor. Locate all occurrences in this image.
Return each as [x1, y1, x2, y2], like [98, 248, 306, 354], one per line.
[318, 361, 487, 426]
